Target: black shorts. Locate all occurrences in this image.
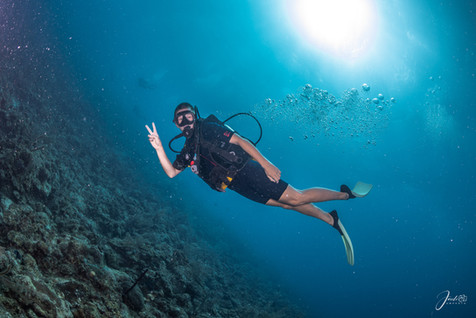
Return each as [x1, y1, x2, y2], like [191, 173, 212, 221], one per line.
[228, 160, 289, 204]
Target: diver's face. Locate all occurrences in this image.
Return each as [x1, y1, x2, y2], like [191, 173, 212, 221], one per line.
[174, 109, 195, 131]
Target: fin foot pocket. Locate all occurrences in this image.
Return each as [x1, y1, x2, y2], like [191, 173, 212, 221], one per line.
[340, 184, 356, 199]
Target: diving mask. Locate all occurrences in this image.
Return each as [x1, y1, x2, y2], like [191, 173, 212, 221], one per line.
[173, 110, 195, 127]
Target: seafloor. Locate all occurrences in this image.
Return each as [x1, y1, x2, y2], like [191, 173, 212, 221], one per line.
[0, 3, 303, 317]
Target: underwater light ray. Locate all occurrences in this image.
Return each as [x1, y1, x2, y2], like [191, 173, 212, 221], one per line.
[286, 0, 378, 61]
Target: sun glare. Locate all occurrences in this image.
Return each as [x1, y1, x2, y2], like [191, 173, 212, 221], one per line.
[287, 0, 378, 60]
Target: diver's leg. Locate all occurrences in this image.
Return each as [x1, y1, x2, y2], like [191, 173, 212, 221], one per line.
[278, 185, 348, 206]
[266, 199, 333, 225]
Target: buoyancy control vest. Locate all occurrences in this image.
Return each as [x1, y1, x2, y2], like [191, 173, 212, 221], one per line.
[192, 115, 250, 191]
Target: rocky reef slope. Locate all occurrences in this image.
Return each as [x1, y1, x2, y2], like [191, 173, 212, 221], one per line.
[0, 2, 302, 317]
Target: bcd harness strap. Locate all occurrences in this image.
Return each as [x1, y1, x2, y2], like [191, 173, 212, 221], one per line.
[190, 118, 249, 192]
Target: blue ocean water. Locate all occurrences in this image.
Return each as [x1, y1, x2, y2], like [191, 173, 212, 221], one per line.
[44, 0, 475, 317]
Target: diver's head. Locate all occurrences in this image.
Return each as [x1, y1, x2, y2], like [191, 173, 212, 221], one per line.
[173, 102, 196, 137]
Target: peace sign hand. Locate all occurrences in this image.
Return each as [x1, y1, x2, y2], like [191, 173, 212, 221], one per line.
[145, 122, 162, 150]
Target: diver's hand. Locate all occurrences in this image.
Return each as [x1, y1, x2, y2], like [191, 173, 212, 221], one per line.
[145, 122, 163, 150]
[264, 162, 281, 183]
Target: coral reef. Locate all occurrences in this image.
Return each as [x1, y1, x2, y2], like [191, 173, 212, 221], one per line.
[0, 2, 303, 317]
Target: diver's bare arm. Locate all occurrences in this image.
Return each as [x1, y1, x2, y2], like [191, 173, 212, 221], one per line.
[146, 123, 182, 178]
[154, 145, 182, 178]
[230, 134, 281, 183]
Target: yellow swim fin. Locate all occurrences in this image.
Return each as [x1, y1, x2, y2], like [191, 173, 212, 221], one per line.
[339, 221, 354, 266]
[351, 181, 373, 198]
[330, 210, 354, 266]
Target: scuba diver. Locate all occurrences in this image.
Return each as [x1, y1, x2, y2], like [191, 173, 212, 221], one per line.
[145, 102, 372, 265]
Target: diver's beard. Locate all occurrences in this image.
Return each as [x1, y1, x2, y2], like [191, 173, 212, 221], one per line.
[182, 126, 194, 138]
